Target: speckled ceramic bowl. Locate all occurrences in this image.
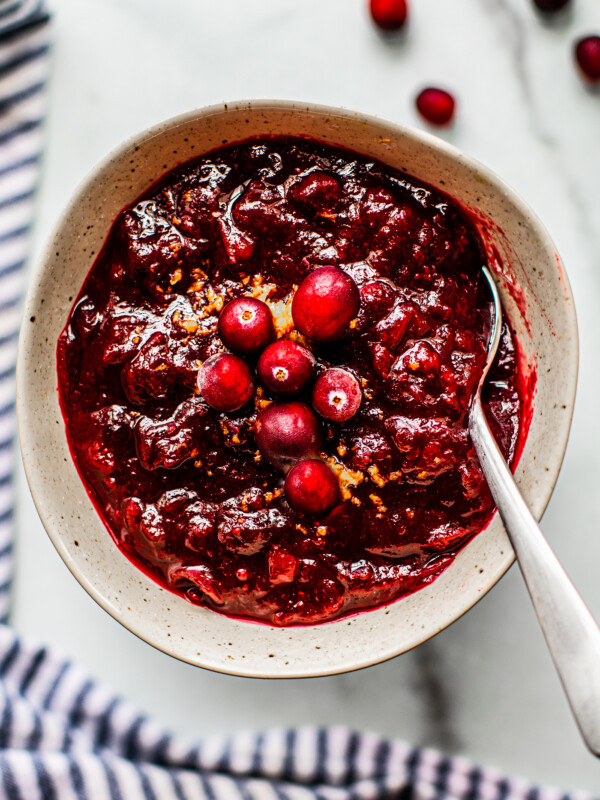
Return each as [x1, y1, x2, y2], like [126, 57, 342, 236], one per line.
[17, 100, 578, 678]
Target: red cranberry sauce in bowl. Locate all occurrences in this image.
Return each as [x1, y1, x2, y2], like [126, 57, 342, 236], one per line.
[57, 136, 522, 626]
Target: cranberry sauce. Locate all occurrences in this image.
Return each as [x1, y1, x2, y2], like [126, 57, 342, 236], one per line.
[57, 137, 522, 625]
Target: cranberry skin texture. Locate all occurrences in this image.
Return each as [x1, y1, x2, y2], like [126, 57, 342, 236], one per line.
[258, 340, 316, 396]
[369, 0, 408, 31]
[292, 267, 360, 343]
[217, 297, 274, 355]
[197, 353, 254, 412]
[255, 402, 321, 471]
[532, 0, 569, 11]
[415, 88, 456, 126]
[575, 36, 600, 82]
[285, 460, 341, 517]
[312, 368, 362, 423]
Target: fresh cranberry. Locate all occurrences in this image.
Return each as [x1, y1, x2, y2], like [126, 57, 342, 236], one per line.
[312, 368, 362, 422]
[415, 88, 456, 126]
[292, 267, 360, 343]
[255, 401, 321, 471]
[532, 0, 570, 10]
[217, 297, 274, 355]
[197, 353, 254, 412]
[257, 340, 315, 396]
[369, 0, 408, 31]
[575, 36, 600, 82]
[284, 459, 341, 516]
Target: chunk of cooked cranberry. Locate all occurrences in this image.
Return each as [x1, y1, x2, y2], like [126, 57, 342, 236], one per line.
[233, 180, 289, 233]
[288, 172, 341, 213]
[216, 218, 256, 265]
[197, 353, 254, 412]
[268, 545, 299, 584]
[81, 439, 116, 477]
[99, 313, 148, 365]
[356, 280, 396, 330]
[385, 415, 468, 480]
[255, 401, 321, 471]
[118, 201, 204, 285]
[176, 182, 221, 239]
[292, 266, 360, 342]
[272, 573, 345, 624]
[369, 0, 408, 31]
[354, 187, 397, 230]
[138, 503, 165, 544]
[257, 340, 315, 396]
[312, 368, 362, 422]
[284, 459, 341, 516]
[121, 331, 177, 404]
[70, 297, 102, 344]
[369, 341, 395, 379]
[122, 496, 144, 535]
[348, 430, 394, 471]
[217, 506, 289, 555]
[218, 296, 274, 355]
[134, 398, 211, 471]
[415, 88, 456, 126]
[374, 301, 419, 351]
[169, 564, 224, 605]
[401, 340, 441, 377]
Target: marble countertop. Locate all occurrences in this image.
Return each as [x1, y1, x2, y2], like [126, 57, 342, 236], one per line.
[13, 0, 600, 792]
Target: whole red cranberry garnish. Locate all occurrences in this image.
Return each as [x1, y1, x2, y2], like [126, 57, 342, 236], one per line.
[369, 0, 408, 31]
[575, 36, 600, 82]
[415, 88, 456, 126]
[312, 368, 362, 423]
[197, 353, 254, 412]
[532, 0, 569, 11]
[284, 459, 341, 516]
[255, 401, 321, 471]
[292, 267, 360, 343]
[217, 296, 274, 355]
[257, 340, 315, 396]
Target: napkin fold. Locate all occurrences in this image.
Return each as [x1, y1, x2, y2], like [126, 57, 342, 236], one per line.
[0, 3, 596, 799]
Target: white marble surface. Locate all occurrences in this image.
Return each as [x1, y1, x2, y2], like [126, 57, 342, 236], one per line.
[12, 0, 600, 793]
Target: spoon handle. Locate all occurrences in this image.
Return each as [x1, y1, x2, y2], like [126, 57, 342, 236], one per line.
[470, 399, 600, 757]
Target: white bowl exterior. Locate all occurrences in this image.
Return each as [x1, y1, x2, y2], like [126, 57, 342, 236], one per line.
[17, 100, 578, 678]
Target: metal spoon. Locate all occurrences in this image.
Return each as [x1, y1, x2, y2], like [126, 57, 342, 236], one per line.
[469, 267, 600, 757]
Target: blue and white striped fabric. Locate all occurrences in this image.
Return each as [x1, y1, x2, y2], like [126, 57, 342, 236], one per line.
[0, 0, 51, 624]
[0, 2, 596, 799]
[0, 624, 596, 800]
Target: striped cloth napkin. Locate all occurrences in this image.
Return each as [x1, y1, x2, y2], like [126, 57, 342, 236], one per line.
[0, 2, 596, 799]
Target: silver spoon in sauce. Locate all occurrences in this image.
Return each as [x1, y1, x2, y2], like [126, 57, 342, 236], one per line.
[469, 267, 600, 757]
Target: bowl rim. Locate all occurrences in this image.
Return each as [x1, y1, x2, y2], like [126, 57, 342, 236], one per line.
[17, 98, 579, 677]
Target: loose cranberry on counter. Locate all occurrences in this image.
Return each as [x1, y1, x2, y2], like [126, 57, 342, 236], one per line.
[532, 0, 570, 11]
[257, 340, 316, 396]
[217, 296, 274, 355]
[312, 368, 362, 422]
[255, 401, 321, 471]
[575, 36, 600, 82]
[284, 459, 341, 516]
[197, 353, 254, 412]
[292, 266, 360, 343]
[369, 0, 408, 31]
[415, 88, 456, 126]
